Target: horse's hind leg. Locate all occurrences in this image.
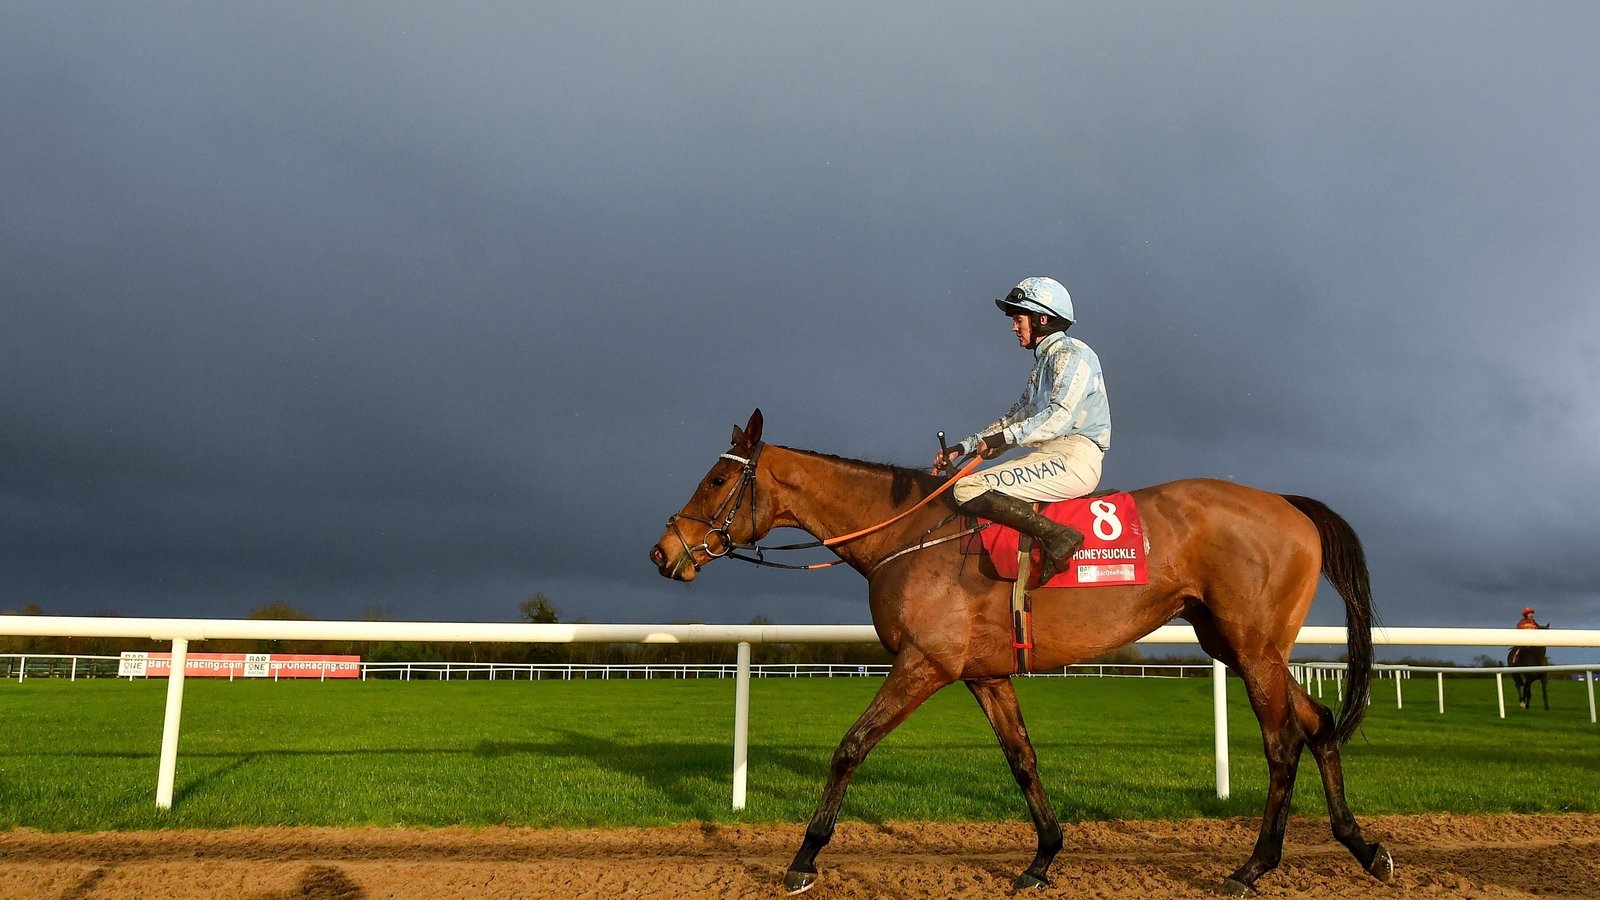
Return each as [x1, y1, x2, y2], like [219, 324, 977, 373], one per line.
[1291, 684, 1393, 881]
[1540, 674, 1549, 710]
[966, 677, 1063, 889]
[784, 653, 949, 894]
[1218, 650, 1307, 896]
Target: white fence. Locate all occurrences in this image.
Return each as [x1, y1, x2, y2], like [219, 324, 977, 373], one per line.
[355, 660, 1218, 681]
[2, 655, 1217, 682]
[2, 653, 121, 681]
[1293, 661, 1596, 721]
[3, 616, 1597, 812]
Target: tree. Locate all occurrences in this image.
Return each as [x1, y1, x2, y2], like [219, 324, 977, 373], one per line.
[0, 603, 51, 653]
[242, 602, 315, 653]
[24, 603, 70, 654]
[519, 593, 561, 623]
[246, 602, 314, 620]
[73, 609, 124, 657]
[519, 593, 564, 663]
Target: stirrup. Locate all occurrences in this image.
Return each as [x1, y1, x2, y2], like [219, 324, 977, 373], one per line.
[1035, 532, 1083, 583]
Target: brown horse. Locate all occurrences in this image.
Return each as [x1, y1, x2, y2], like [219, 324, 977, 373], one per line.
[1509, 630, 1551, 710]
[650, 410, 1392, 895]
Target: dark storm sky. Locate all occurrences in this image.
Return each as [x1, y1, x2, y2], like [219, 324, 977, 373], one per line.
[3, 4, 1597, 657]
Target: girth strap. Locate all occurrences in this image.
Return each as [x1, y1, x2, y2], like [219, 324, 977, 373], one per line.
[1012, 536, 1035, 673]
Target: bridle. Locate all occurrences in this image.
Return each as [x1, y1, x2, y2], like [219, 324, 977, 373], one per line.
[664, 443, 983, 575]
[663, 446, 764, 576]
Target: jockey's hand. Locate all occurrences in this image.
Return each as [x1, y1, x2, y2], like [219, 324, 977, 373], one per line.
[932, 447, 962, 475]
[978, 433, 1009, 459]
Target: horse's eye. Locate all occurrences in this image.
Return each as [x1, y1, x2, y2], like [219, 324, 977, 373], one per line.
[709, 476, 727, 488]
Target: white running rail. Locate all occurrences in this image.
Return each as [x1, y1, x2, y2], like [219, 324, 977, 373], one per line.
[3, 617, 1597, 810]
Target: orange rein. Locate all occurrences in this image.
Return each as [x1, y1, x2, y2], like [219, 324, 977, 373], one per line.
[819, 455, 982, 547]
[725, 451, 982, 571]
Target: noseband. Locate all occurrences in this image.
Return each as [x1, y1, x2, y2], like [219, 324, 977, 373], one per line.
[664, 447, 761, 573]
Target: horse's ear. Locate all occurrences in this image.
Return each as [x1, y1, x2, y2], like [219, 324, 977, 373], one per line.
[731, 409, 763, 450]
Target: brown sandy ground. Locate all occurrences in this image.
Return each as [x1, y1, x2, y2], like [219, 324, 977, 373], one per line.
[1, 814, 1596, 899]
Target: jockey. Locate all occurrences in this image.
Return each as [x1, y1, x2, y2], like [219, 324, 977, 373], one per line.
[1517, 607, 1542, 629]
[934, 276, 1111, 582]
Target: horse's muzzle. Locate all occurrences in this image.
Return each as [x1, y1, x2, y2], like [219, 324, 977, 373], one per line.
[649, 542, 698, 581]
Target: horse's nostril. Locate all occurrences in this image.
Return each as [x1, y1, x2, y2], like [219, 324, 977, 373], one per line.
[650, 546, 666, 566]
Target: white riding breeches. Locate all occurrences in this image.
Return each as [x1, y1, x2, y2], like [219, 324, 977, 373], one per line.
[952, 434, 1104, 504]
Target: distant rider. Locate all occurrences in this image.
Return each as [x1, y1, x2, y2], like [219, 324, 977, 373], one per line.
[933, 276, 1111, 582]
[1516, 607, 1543, 630]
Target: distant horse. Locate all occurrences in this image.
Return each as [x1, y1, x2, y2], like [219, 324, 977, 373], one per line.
[650, 411, 1392, 895]
[1509, 627, 1551, 710]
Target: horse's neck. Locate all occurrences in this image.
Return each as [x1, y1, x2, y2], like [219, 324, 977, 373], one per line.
[762, 446, 943, 566]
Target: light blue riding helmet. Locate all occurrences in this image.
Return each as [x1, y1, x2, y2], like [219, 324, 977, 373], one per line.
[995, 276, 1074, 323]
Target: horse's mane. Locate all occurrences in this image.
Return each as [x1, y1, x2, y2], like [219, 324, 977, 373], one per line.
[775, 446, 948, 506]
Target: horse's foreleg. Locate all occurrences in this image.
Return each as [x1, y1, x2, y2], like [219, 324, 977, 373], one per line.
[784, 655, 948, 895]
[966, 677, 1063, 889]
[1221, 657, 1304, 896]
[1540, 674, 1549, 711]
[1292, 685, 1393, 882]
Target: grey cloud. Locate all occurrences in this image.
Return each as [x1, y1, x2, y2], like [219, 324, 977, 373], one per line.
[2, 4, 1597, 659]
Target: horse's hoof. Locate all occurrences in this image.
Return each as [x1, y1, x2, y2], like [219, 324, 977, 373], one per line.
[783, 868, 817, 895]
[1014, 872, 1050, 890]
[1367, 844, 1394, 882]
[1219, 876, 1252, 896]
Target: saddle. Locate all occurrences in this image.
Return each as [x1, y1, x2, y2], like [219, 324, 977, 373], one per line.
[959, 488, 1119, 554]
[962, 490, 1150, 589]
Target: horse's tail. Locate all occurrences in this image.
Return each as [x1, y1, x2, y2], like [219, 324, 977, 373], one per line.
[1282, 494, 1376, 744]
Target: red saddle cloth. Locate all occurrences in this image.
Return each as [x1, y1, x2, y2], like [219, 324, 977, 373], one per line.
[978, 492, 1149, 588]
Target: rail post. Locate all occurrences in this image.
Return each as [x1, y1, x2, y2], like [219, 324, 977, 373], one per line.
[1588, 671, 1596, 724]
[1495, 672, 1505, 718]
[1437, 672, 1444, 714]
[732, 641, 752, 810]
[1212, 659, 1230, 800]
[155, 637, 190, 810]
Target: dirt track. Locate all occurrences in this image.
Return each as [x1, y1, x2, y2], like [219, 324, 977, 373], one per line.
[2, 814, 1596, 899]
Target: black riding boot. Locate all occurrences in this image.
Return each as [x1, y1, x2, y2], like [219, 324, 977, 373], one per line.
[958, 491, 1085, 583]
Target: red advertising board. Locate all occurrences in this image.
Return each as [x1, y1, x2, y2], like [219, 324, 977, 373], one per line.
[121, 652, 361, 679]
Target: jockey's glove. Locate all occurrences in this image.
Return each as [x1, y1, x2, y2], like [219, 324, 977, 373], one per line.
[979, 433, 1011, 458]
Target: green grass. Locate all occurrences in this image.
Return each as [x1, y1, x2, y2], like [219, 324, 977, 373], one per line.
[1, 674, 1595, 831]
